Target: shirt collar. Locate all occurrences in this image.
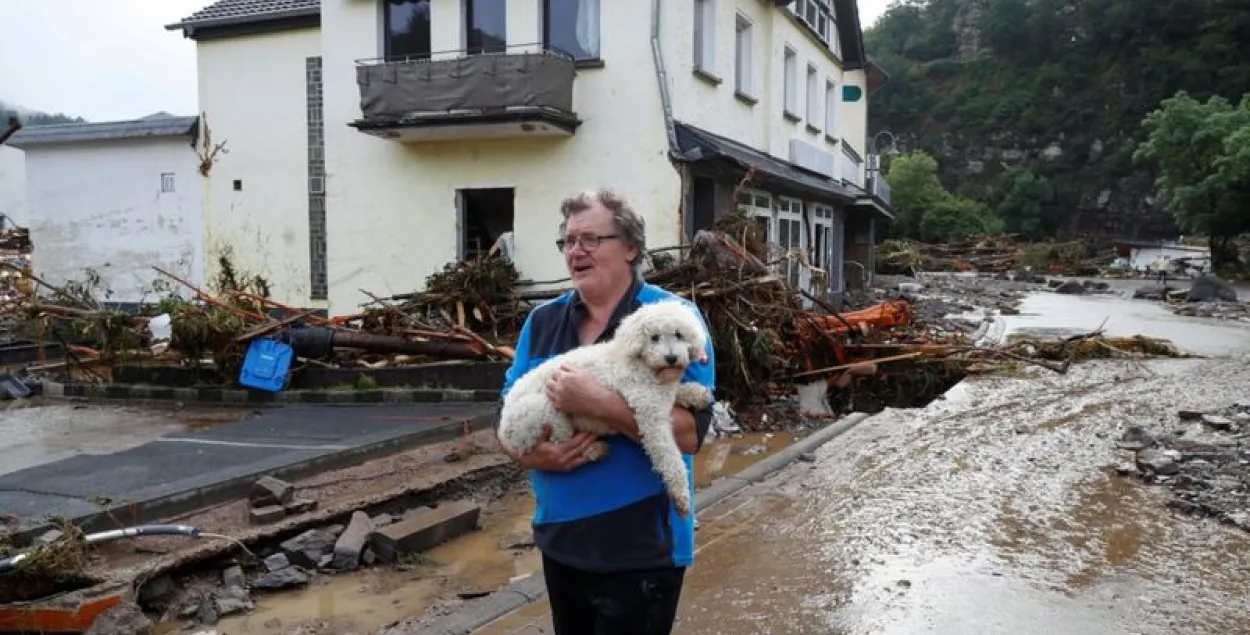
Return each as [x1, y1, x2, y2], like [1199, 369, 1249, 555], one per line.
[569, 275, 643, 342]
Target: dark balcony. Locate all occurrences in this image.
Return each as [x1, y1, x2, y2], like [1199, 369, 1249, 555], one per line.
[349, 46, 582, 143]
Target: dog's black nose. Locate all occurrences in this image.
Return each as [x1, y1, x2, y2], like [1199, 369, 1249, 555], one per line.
[665, 354, 678, 366]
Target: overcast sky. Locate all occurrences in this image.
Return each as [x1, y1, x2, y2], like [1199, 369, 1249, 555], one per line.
[0, 0, 894, 122]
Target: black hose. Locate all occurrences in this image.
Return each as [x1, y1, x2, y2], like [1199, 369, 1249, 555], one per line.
[0, 524, 201, 575]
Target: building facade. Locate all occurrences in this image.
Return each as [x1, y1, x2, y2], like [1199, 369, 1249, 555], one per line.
[169, 0, 891, 313]
[7, 115, 206, 305]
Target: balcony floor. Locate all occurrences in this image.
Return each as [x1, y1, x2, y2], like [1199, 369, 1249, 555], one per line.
[350, 108, 580, 143]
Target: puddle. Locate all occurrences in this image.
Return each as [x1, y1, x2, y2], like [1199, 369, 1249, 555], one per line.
[695, 430, 797, 488]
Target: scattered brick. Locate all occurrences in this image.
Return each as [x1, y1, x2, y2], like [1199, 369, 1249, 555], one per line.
[250, 476, 295, 507]
[249, 505, 286, 525]
[283, 498, 318, 515]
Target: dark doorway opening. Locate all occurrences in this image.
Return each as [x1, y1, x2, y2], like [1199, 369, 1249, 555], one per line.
[459, 187, 515, 260]
[691, 176, 717, 234]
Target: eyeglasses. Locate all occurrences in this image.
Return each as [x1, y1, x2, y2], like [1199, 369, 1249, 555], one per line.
[556, 233, 619, 252]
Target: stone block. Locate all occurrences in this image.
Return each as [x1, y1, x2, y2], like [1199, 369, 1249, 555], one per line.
[370, 501, 480, 562]
[283, 498, 318, 515]
[250, 476, 294, 507]
[249, 505, 286, 525]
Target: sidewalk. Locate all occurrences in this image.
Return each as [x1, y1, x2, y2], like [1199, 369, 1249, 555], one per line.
[0, 403, 495, 539]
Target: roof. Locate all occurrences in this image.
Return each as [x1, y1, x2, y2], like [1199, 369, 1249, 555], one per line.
[6, 115, 200, 149]
[165, 0, 320, 33]
[673, 121, 859, 206]
[833, 0, 867, 70]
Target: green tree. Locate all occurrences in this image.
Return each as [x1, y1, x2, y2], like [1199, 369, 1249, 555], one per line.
[920, 196, 1001, 243]
[1133, 91, 1250, 269]
[884, 151, 948, 238]
[996, 170, 1057, 239]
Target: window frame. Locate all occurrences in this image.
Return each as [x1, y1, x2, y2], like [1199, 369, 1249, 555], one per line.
[782, 46, 799, 117]
[734, 13, 754, 97]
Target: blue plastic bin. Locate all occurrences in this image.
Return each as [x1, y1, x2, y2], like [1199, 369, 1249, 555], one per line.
[238, 338, 295, 392]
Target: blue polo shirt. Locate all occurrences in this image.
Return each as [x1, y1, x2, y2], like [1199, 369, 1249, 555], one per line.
[500, 279, 716, 573]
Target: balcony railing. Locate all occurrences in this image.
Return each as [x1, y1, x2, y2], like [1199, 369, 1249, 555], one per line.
[869, 173, 891, 206]
[350, 45, 581, 141]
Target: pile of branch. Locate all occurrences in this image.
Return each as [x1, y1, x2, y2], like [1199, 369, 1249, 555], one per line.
[877, 235, 1095, 276]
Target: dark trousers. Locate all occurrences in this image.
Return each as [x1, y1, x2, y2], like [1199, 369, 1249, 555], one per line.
[542, 553, 686, 635]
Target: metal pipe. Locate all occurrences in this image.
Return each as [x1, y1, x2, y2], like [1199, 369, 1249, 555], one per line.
[0, 524, 201, 575]
[651, 0, 679, 156]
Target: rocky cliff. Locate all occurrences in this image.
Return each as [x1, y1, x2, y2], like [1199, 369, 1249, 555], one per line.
[865, 0, 1250, 242]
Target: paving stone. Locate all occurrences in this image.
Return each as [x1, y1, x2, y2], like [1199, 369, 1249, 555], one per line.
[371, 500, 481, 562]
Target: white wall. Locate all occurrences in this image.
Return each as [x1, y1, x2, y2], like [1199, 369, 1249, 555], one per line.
[0, 147, 26, 226]
[319, 0, 678, 312]
[24, 138, 204, 304]
[196, 28, 322, 307]
[1130, 246, 1211, 272]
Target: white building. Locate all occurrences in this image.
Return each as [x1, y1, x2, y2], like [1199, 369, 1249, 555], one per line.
[168, 0, 892, 313]
[1114, 240, 1211, 274]
[7, 115, 207, 305]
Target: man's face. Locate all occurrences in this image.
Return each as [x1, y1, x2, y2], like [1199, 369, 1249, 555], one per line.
[562, 203, 637, 299]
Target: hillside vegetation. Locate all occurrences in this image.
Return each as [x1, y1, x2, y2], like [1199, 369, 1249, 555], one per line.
[865, 0, 1250, 246]
[0, 100, 85, 127]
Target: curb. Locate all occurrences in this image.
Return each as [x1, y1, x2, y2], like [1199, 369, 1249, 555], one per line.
[416, 412, 872, 635]
[9, 408, 500, 544]
[41, 379, 500, 407]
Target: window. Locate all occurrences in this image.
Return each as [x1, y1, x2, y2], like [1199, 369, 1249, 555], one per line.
[811, 204, 839, 293]
[693, 0, 715, 73]
[736, 190, 773, 246]
[806, 65, 819, 125]
[792, 0, 836, 51]
[160, 172, 175, 193]
[734, 14, 753, 96]
[466, 0, 506, 54]
[543, 0, 600, 61]
[841, 147, 862, 186]
[824, 80, 837, 137]
[776, 198, 805, 289]
[383, 0, 431, 59]
[783, 47, 798, 116]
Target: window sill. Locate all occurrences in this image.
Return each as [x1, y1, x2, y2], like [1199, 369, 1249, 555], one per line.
[734, 91, 758, 106]
[783, 109, 801, 123]
[825, 133, 840, 145]
[575, 58, 605, 69]
[806, 123, 821, 135]
[693, 67, 723, 86]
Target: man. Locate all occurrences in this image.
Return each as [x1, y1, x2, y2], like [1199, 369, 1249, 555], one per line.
[498, 188, 716, 634]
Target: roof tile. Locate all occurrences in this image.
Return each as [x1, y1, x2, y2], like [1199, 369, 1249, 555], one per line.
[168, 0, 320, 30]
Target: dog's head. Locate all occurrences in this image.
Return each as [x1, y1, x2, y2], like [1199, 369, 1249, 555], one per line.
[615, 300, 709, 383]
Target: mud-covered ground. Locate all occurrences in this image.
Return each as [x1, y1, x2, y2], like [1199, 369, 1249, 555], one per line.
[670, 355, 1250, 634]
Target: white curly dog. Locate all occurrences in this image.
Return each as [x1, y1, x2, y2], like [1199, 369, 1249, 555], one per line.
[498, 299, 713, 517]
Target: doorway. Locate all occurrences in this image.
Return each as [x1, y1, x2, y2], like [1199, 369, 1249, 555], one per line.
[458, 187, 515, 261]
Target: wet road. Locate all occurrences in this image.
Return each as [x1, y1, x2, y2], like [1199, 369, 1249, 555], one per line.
[0, 402, 245, 477]
[473, 294, 1250, 634]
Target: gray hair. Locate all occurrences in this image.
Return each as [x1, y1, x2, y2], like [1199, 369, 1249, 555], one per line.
[558, 188, 648, 272]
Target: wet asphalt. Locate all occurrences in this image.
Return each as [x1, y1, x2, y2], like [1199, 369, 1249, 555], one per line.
[473, 290, 1250, 635]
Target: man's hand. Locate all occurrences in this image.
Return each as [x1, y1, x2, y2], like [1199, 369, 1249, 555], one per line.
[545, 364, 611, 418]
[499, 426, 599, 472]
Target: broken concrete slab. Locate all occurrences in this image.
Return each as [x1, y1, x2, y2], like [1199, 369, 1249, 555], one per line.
[331, 510, 375, 570]
[278, 528, 338, 568]
[249, 505, 286, 525]
[371, 500, 481, 563]
[250, 476, 294, 507]
[283, 498, 318, 515]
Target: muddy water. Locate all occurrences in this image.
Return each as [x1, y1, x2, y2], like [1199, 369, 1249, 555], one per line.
[211, 430, 793, 634]
[673, 354, 1250, 634]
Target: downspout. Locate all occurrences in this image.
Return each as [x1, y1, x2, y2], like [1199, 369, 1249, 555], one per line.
[650, 0, 679, 156]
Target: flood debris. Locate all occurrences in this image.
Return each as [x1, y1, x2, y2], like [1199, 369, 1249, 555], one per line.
[1116, 402, 1250, 533]
[248, 476, 319, 525]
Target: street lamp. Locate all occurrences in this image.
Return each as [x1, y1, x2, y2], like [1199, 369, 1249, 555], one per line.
[868, 130, 899, 180]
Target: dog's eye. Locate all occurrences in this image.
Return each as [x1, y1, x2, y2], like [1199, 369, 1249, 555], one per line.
[651, 334, 660, 343]
[673, 331, 684, 340]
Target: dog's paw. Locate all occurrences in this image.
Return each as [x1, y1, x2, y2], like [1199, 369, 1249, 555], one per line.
[582, 440, 611, 463]
[675, 383, 713, 410]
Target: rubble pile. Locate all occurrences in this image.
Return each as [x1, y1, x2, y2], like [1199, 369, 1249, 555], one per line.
[876, 235, 1097, 276]
[1131, 273, 1250, 322]
[1117, 404, 1250, 533]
